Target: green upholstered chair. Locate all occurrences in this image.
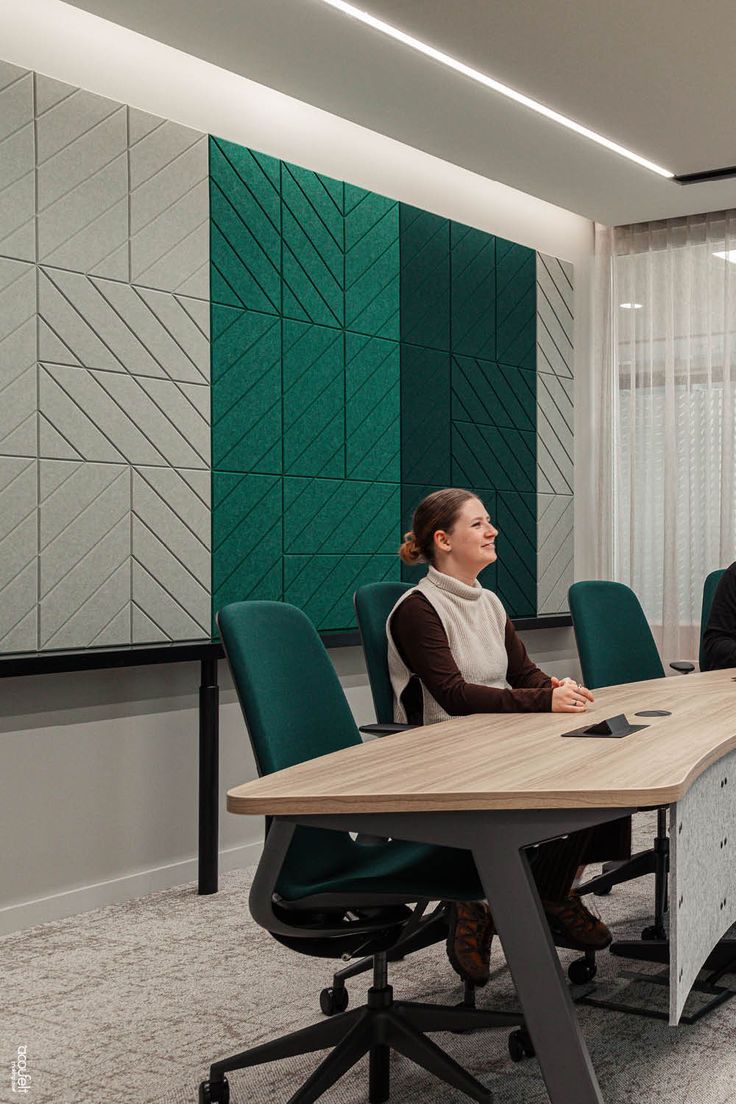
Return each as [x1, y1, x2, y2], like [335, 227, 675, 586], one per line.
[699, 568, 726, 671]
[354, 581, 413, 736]
[199, 600, 527, 1104]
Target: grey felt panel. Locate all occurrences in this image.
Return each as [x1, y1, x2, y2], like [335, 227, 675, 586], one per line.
[536, 371, 574, 494]
[0, 457, 37, 652]
[131, 466, 210, 641]
[537, 253, 574, 379]
[35, 76, 128, 279]
[537, 494, 573, 615]
[0, 258, 36, 456]
[129, 108, 209, 299]
[0, 62, 35, 261]
[670, 750, 736, 1023]
[38, 268, 209, 383]
[39, 460, 130, 649]
[39, 363, 209, 468]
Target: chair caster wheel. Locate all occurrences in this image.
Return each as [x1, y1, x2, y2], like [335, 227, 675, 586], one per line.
[641, 925, 665, 941]
[568, 957, 597, 984]
[199, 1078, 229, 1104]
[593, 886, 612, 896]
[508, 1028, 535, 1062]
[320, 986, 349, 1016]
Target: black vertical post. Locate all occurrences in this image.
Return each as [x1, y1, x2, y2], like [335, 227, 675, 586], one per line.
[199, 653, 219, 894]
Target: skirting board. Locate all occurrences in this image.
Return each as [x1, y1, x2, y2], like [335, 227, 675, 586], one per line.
[0, 839, 262, 936]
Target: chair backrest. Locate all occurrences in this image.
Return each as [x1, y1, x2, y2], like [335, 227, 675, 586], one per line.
[354, 581, 413, 723]
[700, 568, 726, 671]
[218, 600, 362, 776]
[568, 580, 666, 690]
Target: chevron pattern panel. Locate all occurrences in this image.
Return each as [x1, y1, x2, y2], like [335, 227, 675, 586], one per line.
[0, 62, 35, 262]
[0, 62, 576, 651]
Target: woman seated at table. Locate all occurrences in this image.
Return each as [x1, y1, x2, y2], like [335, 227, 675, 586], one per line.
[387, 487, 626, 988]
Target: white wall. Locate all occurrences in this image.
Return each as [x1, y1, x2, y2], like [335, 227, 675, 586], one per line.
[0, 1, 592, 933]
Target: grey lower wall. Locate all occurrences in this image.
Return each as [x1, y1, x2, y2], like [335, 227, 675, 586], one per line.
[0, 628, 580, 933]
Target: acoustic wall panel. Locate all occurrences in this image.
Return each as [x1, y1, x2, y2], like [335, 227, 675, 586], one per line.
[451, 356, 535, 433]
[345, 332, 400, 482]
[129, 110, 209, 299]
[538, 493, 574, 615]
[283, 320, 344, 479]
[282, 163, 344, 328]
[344, 186, 400, 341]
[36, 77, 128, 279]
[284, 554, 400, 633]
[450, 222, 495, 360]
[0, 257, 36, 456]
[496, 239, 536, 371]
[496, 491, 537, 618]
[0, 458, 37, 652]
[399, 206, 450, 351]
[0, 62, 35, 262]
[400, 344, 451, 487]
[451, 422, 536, 494]
[284, 478, 399, 555]
[211, 472, 282, 618]
[536, 371, 574, 494]
[537, 253, 574, 379]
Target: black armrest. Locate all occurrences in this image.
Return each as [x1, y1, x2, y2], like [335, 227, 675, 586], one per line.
[359, 722, 417, 737]
[669, 661, 695, 674]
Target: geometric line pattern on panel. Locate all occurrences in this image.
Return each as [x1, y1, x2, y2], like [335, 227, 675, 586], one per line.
[344, 185, 399, 340]
[537, 252, 573, 378]
[283, 321, 344, 478]
[450, 222, 495, 360]
[209, 138, 281, 314]
[0, 457, 37, 652]
[496, 490, 537, 618]
[129, 109, 209, 299]
[284, 553, 400, 632]
[452, 356, 535, 432]
[211, 306, 281, 474]
[284, 478, 399, 555]
[452, 421, 536, 493]
[537, 494, 573, 615]
[282, 162, 344, 328]
[399, 205, 450, 351]
[0, 258, 36, 456]
[536, 372, 574, 494]
[39, 363, 209, 469]
[496, 238, 536, 371]
[39, 460, 130, 649]
[132, 467, 210, 642]
[345, 332, 399, 482]
[211, 473, 282, 631]
[38, 267, 209, 384]
[35, 76, 128, 280]
[0, 62, 35, 261]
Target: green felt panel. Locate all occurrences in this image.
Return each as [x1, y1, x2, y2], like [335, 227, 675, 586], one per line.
[284, 477, 399, 554]
[400, 344, 451, 487]
[400, 483, 497, 591]
[209, 138, 281, 314]
[399, 204, 450, 351]
[211, 472, 282, 631]
[452, 356, 536, 432]
[345, 185, 400, 340]
[452, 422, 536, 493]
[211, 305, 281, 473]
[282, 163, 344, 328]
[346, 332, 400, 482]
[495, 490, 536, 617]
[283, 320, 344, 478]
[285, 553, 401, 631]
[450, 222, 495, 359]
[496, 238, 536, 371]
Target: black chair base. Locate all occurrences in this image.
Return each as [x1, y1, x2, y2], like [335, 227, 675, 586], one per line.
[201, 960, 524, 1104]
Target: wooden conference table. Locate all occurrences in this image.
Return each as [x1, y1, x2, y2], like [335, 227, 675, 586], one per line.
[227, 669, 736, 1104]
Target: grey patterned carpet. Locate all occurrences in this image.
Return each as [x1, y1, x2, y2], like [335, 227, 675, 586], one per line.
[3, 819, 736, 1104]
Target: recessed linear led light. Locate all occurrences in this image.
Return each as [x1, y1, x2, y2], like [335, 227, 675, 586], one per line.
[620, 303, 643, 309]
[713, 251, 736, 263]
[318, 0, 674, 179]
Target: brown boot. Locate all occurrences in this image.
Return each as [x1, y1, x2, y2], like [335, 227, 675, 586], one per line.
[542, 893, 612, 950]
[446, 900, 494, 987]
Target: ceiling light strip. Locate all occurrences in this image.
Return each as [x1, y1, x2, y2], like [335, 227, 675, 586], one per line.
[319, 0, 674, 179]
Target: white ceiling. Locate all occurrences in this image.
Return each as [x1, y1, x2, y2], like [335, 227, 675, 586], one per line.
[66, 0, 736, 225]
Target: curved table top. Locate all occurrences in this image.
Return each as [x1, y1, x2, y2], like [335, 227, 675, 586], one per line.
[227, 668, 736, 815]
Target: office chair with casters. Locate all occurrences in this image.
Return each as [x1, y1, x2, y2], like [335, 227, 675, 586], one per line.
[353, 580, 598, 993]
[699, 568, 726, 671]
[199, 600, 530, 1104]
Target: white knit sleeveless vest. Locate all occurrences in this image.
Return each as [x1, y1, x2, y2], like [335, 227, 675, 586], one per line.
[386, 565, 509, 724]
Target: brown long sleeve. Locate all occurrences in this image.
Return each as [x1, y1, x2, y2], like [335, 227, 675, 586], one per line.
[390, 592, 553, 722]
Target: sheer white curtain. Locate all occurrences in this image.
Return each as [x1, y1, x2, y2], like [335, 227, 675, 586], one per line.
[594, 211, 736, 663]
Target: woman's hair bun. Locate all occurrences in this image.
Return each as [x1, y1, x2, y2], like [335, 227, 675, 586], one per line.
[398, 529, 423, 565]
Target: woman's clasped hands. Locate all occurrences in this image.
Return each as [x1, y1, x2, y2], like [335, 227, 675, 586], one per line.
[550, 675, 595, 713]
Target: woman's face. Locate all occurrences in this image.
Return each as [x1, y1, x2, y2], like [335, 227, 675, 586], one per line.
[435, 497, 498, 572]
